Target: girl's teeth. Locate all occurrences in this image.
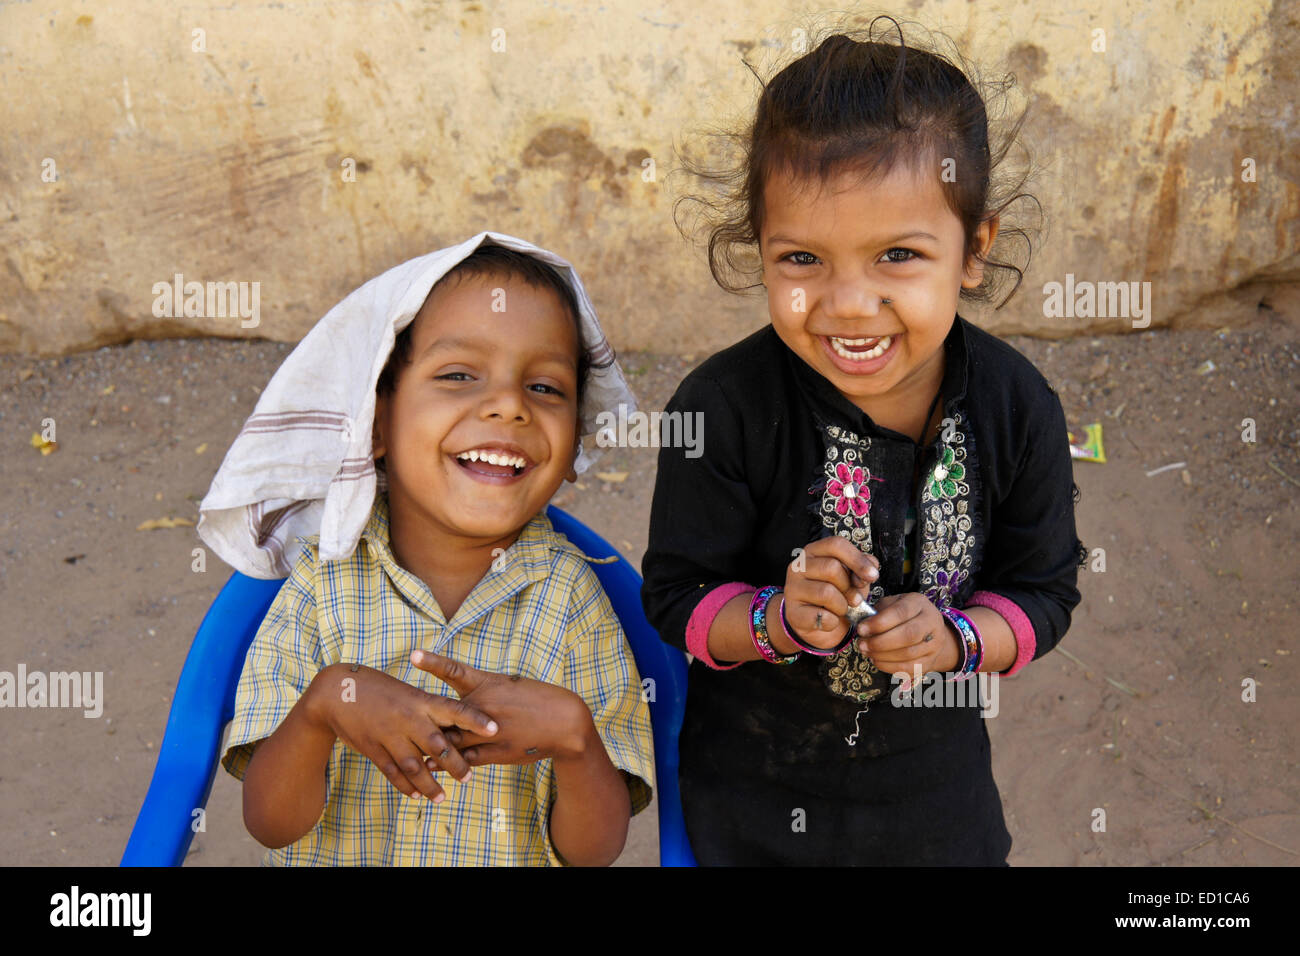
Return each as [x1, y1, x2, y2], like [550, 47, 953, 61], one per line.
[830, 335, 892, 361]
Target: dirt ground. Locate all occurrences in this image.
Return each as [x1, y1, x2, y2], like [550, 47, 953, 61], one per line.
[1, 308, 1297, 867]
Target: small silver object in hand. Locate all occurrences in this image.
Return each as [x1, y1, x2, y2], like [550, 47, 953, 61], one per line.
[844, 597, 877, 626]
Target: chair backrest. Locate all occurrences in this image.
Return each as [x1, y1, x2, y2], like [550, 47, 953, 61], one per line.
[121, 506, 695, 866]
[543, 507, 695, 866]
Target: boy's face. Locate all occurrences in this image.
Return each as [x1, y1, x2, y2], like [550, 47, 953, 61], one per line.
[373, 271, 581, 544]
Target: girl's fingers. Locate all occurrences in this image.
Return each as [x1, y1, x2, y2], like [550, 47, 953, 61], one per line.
[789, 600, 844, 634]
[856, 593, 917, 637]
[801, 554, 853, 593]
[788, 578, 850, 619]
[861, 637, 935, 662]
[859, 605, 942, 656]
[806, 536, 880, 586]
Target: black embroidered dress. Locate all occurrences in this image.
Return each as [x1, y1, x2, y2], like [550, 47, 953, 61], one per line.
[641, 317, 1081, 865]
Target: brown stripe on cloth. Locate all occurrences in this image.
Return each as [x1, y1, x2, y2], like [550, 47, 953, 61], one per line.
[587, 340, 616, 368]
[256, 500, 311, 545]
[331, 458, 375, 484]
[240, 412, 351, 437]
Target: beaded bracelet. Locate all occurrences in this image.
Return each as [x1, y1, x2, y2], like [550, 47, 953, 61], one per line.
[778, 596, 852, 657]
[940, 606, 983, 681]
[750, 585, 799, 665]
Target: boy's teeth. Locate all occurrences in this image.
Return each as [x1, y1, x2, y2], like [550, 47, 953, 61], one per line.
[457, 449, 526, 468]
[830, 335, 892, 361]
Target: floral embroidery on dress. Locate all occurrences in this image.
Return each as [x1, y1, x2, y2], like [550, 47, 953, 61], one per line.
[803, 411, 985, 720]
[926, 445, 966, 499]
[808, 422, 885, 707]
[916, 412, 980, 614]
[827, 461, 872, 519]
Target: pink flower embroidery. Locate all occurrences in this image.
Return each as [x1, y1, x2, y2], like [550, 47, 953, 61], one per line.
[827, 462, 871, 518]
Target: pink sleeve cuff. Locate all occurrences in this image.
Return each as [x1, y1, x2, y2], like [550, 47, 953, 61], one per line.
[967, 591, 1036, 677]
[685, 582, 755, 671]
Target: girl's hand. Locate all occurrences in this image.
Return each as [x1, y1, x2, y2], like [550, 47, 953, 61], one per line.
[855, 593, 962, 688]
[304, 662, 498, 802]
[412, 650, 595, 767]
[781, 535, 881, 651]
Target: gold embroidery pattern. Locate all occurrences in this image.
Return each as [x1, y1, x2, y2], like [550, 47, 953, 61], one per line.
[917, 413, 977, 611]
[815, 424, 885, 705]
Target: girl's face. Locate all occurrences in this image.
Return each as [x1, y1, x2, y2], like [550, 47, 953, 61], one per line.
[760, 161, 996, 415]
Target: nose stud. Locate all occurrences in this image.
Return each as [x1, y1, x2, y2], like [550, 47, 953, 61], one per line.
[881, 298, 892, 305]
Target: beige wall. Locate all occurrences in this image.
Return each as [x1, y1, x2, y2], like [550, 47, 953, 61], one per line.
[2, 0, 1296, 358]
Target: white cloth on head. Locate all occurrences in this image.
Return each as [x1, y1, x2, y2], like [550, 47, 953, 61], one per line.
[197, 231, 636, 579]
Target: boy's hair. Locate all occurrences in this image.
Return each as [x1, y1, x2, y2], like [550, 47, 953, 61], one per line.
[376, 244, 590, 404]
[675, 16, 1040, 308]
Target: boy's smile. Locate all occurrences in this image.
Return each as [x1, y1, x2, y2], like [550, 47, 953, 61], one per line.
[373, 272, 581, 558]
[760, 161, 996, 423]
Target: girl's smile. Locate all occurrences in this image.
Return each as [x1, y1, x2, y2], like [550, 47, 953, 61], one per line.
[760, 161, 997, 428]
[821, 332, 900, 373]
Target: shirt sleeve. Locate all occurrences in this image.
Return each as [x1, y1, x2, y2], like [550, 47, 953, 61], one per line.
[971, 378, 1082, 666]
[640, 372, 760, 656]
[221, 541, 325, 781]
[539, 559, 656, 864]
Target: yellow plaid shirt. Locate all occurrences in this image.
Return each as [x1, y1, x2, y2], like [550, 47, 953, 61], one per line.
[222, 492, 655, 866]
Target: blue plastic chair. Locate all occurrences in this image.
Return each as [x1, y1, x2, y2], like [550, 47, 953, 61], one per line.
[120, 506, 695, 866]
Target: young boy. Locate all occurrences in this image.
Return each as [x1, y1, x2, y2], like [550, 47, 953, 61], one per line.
[219, 243, 654, 866]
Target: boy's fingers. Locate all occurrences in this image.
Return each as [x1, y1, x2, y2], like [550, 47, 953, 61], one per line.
[461, 743, 542, 767]
[373, 743, 442, 803]
[443, 728, 494, 750]
[392, 740, 448, 803]
[422, 693, 499, 737]
[410, 650, 483, 696]
[418, 729, 472, 782]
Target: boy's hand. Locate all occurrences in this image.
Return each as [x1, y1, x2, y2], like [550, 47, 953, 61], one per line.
[304, 662, 499, 803]
[411, 650, 594, 767]
[781, 535, 880, 651]
[855, 593, 962, 689]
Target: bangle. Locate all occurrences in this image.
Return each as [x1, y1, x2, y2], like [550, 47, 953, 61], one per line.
[750, 586, 799, 665]
[778, 597, 852, 657]
[941, 607, 983, 681]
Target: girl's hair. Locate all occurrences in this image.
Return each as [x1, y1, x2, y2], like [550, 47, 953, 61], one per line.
[676, 16, 1040, 308]
[376, 243, 590, 406]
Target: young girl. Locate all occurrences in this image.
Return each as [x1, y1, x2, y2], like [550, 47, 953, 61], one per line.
[642, 24, 1082, 865]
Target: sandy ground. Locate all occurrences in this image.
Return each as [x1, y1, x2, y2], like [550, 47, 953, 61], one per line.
[1, 309, 1297, 867]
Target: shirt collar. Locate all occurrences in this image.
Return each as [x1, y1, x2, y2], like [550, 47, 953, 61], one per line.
[360, 492, 566, 625]
[780, 315, 971, 442]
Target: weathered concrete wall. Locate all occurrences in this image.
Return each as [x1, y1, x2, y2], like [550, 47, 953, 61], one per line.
[1, 0, 1296, 357]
